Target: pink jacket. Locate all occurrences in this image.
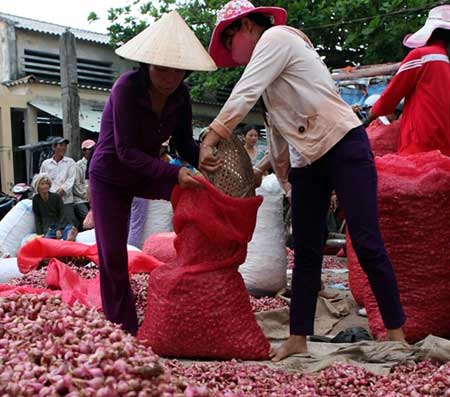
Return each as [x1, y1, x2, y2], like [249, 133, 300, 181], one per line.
[210, 26, 361, 190]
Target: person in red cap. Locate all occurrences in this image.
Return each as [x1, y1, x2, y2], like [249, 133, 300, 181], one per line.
[200, 0, 406, 361]
[369, 5, 450, 156]
[73, 139, 96, 229]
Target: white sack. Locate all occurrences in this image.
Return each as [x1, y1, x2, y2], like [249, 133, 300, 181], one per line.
[76, 229, 141, 252]
[239, 174, 287, 296]
[128, 199, 173, 249]
[0, 257, 22, 283]
[0, 200, 35, 257]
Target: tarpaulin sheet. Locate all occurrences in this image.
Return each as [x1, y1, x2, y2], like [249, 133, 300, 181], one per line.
[17, 237, 162, 274]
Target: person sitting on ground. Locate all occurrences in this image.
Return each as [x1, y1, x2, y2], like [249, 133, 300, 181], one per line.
[32, 173, 78, 241]
[242, 124, 266, 165]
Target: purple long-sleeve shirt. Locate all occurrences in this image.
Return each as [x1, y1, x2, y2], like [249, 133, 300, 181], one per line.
[89, 69, 199, 189]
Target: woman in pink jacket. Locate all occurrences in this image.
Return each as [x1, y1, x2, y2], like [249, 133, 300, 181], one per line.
[200, 0, 406, 361]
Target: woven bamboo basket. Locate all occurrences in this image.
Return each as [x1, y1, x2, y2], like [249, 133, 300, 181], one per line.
[207, 134, 256, 198]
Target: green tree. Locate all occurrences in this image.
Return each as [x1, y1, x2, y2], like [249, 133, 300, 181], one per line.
[91, 0, 440, 100]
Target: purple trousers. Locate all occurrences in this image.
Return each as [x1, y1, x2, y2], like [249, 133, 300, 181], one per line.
[289, 125, 406, 335]
[90, 174, 174, 335]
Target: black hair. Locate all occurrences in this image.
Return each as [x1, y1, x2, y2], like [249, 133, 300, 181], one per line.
[242, 124, 260, 136]
[427, 28, 450, 58]
[221, 12, 274, 44]
[138, 62, 191, 89]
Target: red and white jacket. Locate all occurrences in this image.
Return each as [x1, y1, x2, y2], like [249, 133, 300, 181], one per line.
[372, 41, 450, 156]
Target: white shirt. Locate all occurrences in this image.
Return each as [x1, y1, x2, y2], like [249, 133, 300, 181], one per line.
[289, 144, 307, 168]
[40, 156, 76, 204]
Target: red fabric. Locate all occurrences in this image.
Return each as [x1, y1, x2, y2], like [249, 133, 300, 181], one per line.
[366, 119, 401, 157]
[371, 42, 450, 156]
[142, 232, 177, 264]
[12, 239, 162, 309]
[0, 284, 60, 297]
[45, 259, 102, 309]
[348, 151, 450, 342]
[17, 238, 162, 274]
[138, 178, 270, 360]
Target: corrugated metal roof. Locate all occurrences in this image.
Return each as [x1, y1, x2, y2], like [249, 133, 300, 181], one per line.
[29, 99, 105, 133]
[3, 75, 111, 92]
[0, 12, 110, 45]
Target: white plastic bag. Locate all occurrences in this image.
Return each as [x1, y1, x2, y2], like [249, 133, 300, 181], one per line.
[75, 229, 96, 244]
[0, 200, 35, 257]
[0, 257, 22, 283]
[128, 198, 173, 249]
[76, 229, 141, 252]
[239, 174, 287, 296]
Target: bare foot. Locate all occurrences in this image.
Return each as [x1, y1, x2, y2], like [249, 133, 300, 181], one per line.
[67, 227, 78, 242]
[270, 335, 307, 362]
[387, 328, 407, 343]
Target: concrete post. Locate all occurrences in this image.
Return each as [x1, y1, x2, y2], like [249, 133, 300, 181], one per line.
[0, 106, 15, 192]
[60, 29, 81, 160]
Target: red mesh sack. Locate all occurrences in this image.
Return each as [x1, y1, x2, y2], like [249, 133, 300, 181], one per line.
[347, 151, 450, 342]
[366, 119, 401, 157]
[138, 178, 270, 360]
[142, 232, 177, 264]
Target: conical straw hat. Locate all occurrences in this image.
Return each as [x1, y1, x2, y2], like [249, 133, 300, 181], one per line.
[116, 10, 217, 71]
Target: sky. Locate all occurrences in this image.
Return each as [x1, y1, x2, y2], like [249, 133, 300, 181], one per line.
[0, 0, 134, 34]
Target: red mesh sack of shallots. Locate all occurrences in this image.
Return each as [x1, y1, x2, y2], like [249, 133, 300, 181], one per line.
[366, 119, 401, 157]
[347, 151, 450, 342]
[138, 178, 270, 360]
[142, 232, 177, 265]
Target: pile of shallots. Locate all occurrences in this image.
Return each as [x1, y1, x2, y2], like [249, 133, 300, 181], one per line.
[248, 296, 287, 312]
[0, 293, 207, 397]
[167, 360, 450, 397]
[9, 267, 289, 320]
[9, 266, 150, 323]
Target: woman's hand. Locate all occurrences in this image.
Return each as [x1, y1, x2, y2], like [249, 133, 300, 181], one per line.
[199, 129, 224, 174]
[56, 230, 62, 239]
[253, 167, 263, 188]
[178, 167, 203, 189]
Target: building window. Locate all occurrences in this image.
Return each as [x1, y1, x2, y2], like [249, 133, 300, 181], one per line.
[22, 49, 114, 88]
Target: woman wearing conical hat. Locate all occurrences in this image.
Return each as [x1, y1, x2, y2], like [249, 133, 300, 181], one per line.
[369, 5, 450, 155]
[200, 0, 407, 360]
[89, 11, 216, 335]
